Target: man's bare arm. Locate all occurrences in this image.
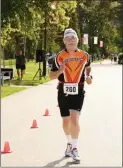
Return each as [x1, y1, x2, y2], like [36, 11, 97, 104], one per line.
[49, 70, 62, 80]
[85, 66, 92, 84]
[49, 64, 65, 80]
[85, 66, 91, 76]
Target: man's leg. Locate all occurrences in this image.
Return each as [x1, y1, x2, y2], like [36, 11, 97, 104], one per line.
[62, 116, 72, 157]
[21, 65, 25, 80]
[62, 116, 71, 143]
[68, 92, 85, 163]
[58, 91, 72, 157]
[16, 64, 20, 79]
[17, 69, 20, 79]
[70, 111, 80, 149]
[21, 70, 25, 80]
[69, 110, 80, 163]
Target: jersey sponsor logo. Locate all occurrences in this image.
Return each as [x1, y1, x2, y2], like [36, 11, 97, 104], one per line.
[63, 57, 83, 63]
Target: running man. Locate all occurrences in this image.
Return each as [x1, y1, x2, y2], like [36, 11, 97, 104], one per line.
[49, 28, 92, 163]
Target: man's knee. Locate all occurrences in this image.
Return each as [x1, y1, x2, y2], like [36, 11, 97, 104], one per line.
[62, 117, 71, 127]
[70, 111, 80, 126]
[21, 70, 25, 74]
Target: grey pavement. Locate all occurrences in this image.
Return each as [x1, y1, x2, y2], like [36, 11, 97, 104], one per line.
[1, 60, 122, 167]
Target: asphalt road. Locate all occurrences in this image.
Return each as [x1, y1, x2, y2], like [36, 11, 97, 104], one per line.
[1, 61, 122, 167]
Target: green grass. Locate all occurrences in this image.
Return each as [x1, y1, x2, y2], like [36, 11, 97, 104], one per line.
[93, 60, 100, 63]
[1, 60, 51, 97]
[1, 59, 16, 67]
[1, 86, 26, 98]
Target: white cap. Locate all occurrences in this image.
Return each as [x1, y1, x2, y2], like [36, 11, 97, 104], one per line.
[63, 28, 79, 43]
[64, 28, 78, 39]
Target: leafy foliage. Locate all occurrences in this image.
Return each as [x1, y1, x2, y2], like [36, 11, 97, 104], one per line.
[1, 0, 122, 60]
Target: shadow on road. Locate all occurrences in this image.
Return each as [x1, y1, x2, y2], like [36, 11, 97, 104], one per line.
[60, 161, 79, 167]
[43, 157, 67, 167]
[44, 156, 80, 167]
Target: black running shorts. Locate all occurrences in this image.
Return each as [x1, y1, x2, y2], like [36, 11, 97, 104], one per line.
[16, 64, 26, 70]
[57, 83, 85, 117]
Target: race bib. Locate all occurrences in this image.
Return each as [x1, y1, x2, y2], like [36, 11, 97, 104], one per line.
[63, 83, 78, 95]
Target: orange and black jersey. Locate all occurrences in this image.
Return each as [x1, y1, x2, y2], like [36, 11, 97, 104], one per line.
[51, 49, 91, 83]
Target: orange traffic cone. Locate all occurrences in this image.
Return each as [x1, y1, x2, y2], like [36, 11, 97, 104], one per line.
[1, 141, 12, 154]
[31, 119, 38, 128]
[43, 109, 50, 116]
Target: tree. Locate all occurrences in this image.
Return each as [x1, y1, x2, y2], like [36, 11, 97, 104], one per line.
[1, 0, 122, 61]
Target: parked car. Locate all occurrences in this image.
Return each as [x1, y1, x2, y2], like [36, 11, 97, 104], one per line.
[118, 53, 123, 64]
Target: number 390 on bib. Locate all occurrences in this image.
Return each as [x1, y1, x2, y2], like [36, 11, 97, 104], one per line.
[63, 83, 78, 95]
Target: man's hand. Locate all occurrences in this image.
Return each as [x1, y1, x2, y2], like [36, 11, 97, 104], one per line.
[86, 76, 92, 84]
